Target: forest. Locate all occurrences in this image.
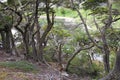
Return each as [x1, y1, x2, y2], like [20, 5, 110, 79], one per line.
[0, 0, 120, 80]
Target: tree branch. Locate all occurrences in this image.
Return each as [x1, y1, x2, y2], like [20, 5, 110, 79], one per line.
[65, 44, 94, 71]
[71, 0, 102, 49]
[112, 17, 120, 22]
[0, 1, 24, 34]
[45, 0, 51, 24]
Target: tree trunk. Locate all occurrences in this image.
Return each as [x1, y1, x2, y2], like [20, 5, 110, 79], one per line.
[23, 33, 30, 59]
[65, 48, 82, 72]
[38, 46, 44, 62]
[5, 30, 11, 53]
[31, 35, 38, 61]
[65, 45, 93, 72]
[103, 49, 110, 73]
[9, 29, 20, 56]
[102, 26, 110, 73]
[1, 31, 6, 49]
[58, 43, 62, 66]
[100, 48, 120, 80]
[34, 0, 44, 62]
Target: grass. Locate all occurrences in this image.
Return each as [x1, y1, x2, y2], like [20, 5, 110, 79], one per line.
[54, 7, 92, 18]
[0, 61, 38, 72]
[54, 7, 78, 18]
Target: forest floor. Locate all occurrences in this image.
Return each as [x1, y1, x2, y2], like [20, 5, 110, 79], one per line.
[0, 50, 91, 80]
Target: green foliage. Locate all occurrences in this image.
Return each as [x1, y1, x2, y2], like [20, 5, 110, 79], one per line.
[44, 54, 53, 62]
[109, 51, 116, 69]
[7, 0, 15, 5]
[60, 8, 66, 16]
[55, 7, 77, 17]
[68, 51, 90, 74]
[0, 0, 119, 79]
[67, 50, 104, 79]
[112, 1, 120, 11]
[82, 0, 120, 16]
[82, 0, 107, 10]
[0, 61, 38, 72]
[68, 57, 83, 74]
[7, 0, 20, 7]
[43, 46, 56, 62]
[52, 26, 71, 37]
[107, 28, 120, 48]
[7, 0, 29, 6]
[68, 58, 95, 77]
[90, 7, 108, 15]
[62, 44, 75, 54]
[0, 13, 12, 29]
[91, 62, 104, 79]
[71, 28, 88, 44]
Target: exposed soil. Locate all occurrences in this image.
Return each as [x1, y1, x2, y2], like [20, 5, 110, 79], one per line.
[0, 50, 91, 80]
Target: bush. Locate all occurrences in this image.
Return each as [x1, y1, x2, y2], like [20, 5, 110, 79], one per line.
[67, 52, 104, 79]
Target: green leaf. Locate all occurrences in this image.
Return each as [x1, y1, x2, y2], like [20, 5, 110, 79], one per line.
[7, 0, 15, 6]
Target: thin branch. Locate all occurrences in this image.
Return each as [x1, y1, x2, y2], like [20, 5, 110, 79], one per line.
[112, 17, 120, 22]
[93, 16, 102, 34]
[33, 29, 40, 38]
[20, 2, 31, 9]
[0, 1, 24, 34]
[51, 11, 55, 25]
[45, 0, 51, 24]
[40, 0, 55, 42]
[71, 0, 102, 49]
[66, 44, 94, 71]
[110, 27, 120, 40]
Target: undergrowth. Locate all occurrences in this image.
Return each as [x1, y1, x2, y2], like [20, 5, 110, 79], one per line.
[0, 61, 38, 72]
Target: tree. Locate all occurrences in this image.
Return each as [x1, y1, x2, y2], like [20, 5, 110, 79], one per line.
[70, 0, 120, 74]
[70, 0, 120, 79]
[0, 7, 19, 56]
[0, 0, 57, 62]
[100, 48, 120, 80]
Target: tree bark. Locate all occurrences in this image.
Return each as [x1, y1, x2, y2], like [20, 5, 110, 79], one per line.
[1, 31, 6, 49]
[23, 33, 30, 59]
[31, 33, 38, 61]
[34, 0, 44, 62]
[65, 45, 94, 71]
[9, 29, 20, 56]
[65, 48, 82, 72]
[102, 45, 110, 73]
[33, 0, 54, 62]
[58, 43, 62, 66]
[100, 48, 120, 80]
[71, 0, 111, 73]
[5, 27, 11, 53]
